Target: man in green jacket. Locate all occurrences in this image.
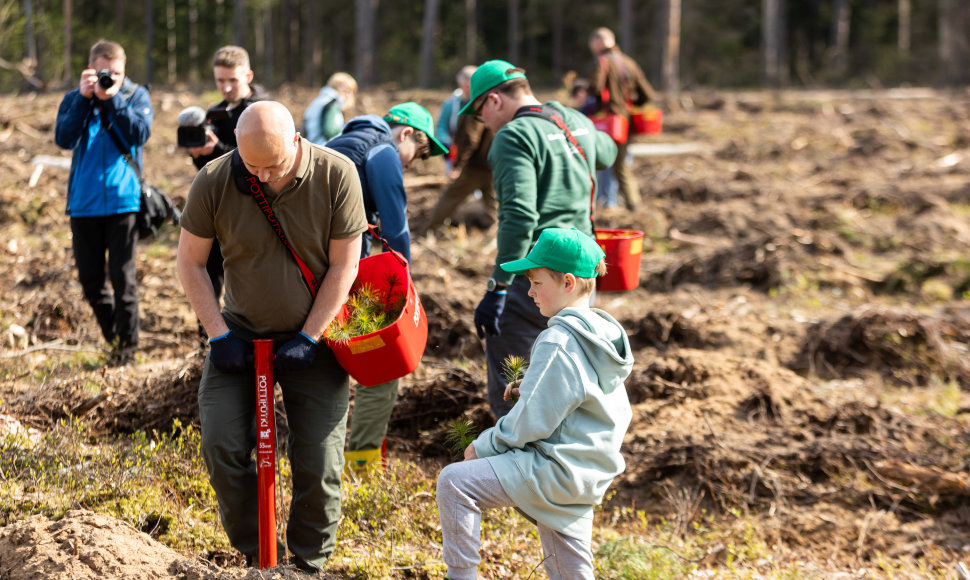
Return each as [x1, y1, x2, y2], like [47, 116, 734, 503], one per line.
[461, 59, 617, 418]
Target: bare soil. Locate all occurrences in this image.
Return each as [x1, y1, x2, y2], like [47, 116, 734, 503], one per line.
[2, 85, 970, 578]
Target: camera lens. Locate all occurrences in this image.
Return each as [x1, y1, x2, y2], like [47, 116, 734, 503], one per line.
[97, 70, 114, 90]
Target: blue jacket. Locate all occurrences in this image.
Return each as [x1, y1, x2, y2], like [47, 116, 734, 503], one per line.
[55, 79, 153, 217]
[326, 115, 411, 263]
[473, 307, 634, 540]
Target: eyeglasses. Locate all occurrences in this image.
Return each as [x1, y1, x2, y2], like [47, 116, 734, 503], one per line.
[474, 92, 495, 118]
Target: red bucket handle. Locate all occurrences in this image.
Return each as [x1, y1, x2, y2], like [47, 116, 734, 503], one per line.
[365, 224, 409, 269]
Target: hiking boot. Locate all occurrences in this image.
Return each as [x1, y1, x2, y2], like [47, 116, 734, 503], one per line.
[292, 556, 322, 576]
[107, 346, 136, 367]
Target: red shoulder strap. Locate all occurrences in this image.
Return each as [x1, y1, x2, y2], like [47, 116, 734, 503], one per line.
[232, 153, 319, 298]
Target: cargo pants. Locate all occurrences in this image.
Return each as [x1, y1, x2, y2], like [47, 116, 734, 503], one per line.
[198, 335, 349, 570]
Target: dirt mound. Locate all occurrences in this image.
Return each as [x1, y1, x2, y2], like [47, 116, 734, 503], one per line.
[0, 510, 227, 580]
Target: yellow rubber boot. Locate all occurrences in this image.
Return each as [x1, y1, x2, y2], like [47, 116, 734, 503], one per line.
[344, 448, 383, 477]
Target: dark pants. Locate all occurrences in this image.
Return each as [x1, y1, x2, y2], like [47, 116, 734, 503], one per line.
[70, 213, 139, 348]
[199, 331, 350, 568]
[484, 276, 546, 418]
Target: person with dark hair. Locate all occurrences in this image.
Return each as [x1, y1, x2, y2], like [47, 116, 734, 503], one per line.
[177, 101, 367, 572]
[461, 59, 617, 419]
[183, 45, 268, 308]
[325, 102, 447, 471]
[587, 26, 657, 211]
[55, 39, 153, 365]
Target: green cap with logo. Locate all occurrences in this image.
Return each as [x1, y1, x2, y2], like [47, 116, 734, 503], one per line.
[459, 60, 528, 116]
[500, 227, 605, 278]
[383, 102, 448, 156]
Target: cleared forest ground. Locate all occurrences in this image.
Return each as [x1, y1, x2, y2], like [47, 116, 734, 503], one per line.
[1, 85, 969, 578]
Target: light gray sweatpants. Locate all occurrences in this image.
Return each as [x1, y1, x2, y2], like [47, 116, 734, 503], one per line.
[436, 458, 594, 580]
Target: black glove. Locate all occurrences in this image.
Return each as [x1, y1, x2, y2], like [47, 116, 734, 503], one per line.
[474, 290, 507, 338]
[208, 331, 252, 373]
[275, 332, 319, 373]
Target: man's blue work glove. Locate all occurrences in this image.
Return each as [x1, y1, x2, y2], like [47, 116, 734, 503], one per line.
[275, 332, 319, 372]
[208, 331, 252, 373]
[474, 290, 507, 338]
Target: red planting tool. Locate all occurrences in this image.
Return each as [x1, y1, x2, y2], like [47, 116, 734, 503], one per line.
[253, 339, 277, 568]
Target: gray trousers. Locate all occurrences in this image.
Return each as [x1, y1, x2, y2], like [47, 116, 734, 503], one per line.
[198, 337, 349, 569]
[436, 459, 594, 580]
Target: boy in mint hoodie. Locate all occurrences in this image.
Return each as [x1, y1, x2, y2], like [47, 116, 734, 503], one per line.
[436, 228, 634, 580]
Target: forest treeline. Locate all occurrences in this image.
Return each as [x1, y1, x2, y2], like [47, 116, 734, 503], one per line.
[1, 0, 968, 93]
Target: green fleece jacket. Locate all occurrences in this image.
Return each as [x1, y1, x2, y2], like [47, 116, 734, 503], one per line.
[488, 102, 618, 284]
[473, 306, 634, 540]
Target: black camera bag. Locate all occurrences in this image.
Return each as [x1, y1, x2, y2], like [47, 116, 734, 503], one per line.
[102, 82, 181, 240]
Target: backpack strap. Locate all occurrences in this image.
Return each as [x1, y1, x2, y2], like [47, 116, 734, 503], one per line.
[514, 104, 596, 224]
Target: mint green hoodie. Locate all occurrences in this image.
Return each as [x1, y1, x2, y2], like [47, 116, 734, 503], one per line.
[473, 306, 634, 540]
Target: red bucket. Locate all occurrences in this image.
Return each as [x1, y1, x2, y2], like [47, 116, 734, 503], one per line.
[324, 244, 428, 387]
[632, 107, 663, 135]
[590, 112, 629, 144]
[595, 229, 644, 292]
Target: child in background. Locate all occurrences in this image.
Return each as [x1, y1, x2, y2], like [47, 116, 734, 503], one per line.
[436, 227, 634, 580]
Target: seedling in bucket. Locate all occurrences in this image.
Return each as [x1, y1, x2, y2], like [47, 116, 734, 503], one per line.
[324, 278, 406, 341]
[323, 230, 429, 387]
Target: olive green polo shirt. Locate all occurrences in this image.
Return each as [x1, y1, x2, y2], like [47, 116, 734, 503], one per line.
[181, 138, 367, 337]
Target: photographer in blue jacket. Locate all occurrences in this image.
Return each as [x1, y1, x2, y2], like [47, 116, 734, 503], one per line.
[54, 39, 153, 365]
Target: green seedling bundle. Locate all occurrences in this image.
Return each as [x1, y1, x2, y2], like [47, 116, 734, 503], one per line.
[325, 276, 406, 341]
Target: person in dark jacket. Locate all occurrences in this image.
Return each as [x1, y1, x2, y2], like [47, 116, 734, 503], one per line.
[184, 45, 267, 307]
[325, 102, 447, 470]
[587, 27, 656, 211]
[55, 39, 153, 365]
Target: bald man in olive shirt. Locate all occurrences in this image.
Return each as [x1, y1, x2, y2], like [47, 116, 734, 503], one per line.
[177, 101, 367, 572]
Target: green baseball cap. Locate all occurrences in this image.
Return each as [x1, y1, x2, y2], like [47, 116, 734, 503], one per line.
[501, 228, 605, 278]
[459, 60, 527, 116]
[383, 102, 448, 156]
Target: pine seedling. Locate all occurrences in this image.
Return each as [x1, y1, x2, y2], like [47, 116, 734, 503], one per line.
[444, 417, 479, 460]
[325, 282, 405, 341]
[501, 355, 529, 404]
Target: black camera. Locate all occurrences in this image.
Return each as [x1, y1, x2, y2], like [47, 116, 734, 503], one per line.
[177, 106, 231, 148]
[96, 69, 115, 90]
